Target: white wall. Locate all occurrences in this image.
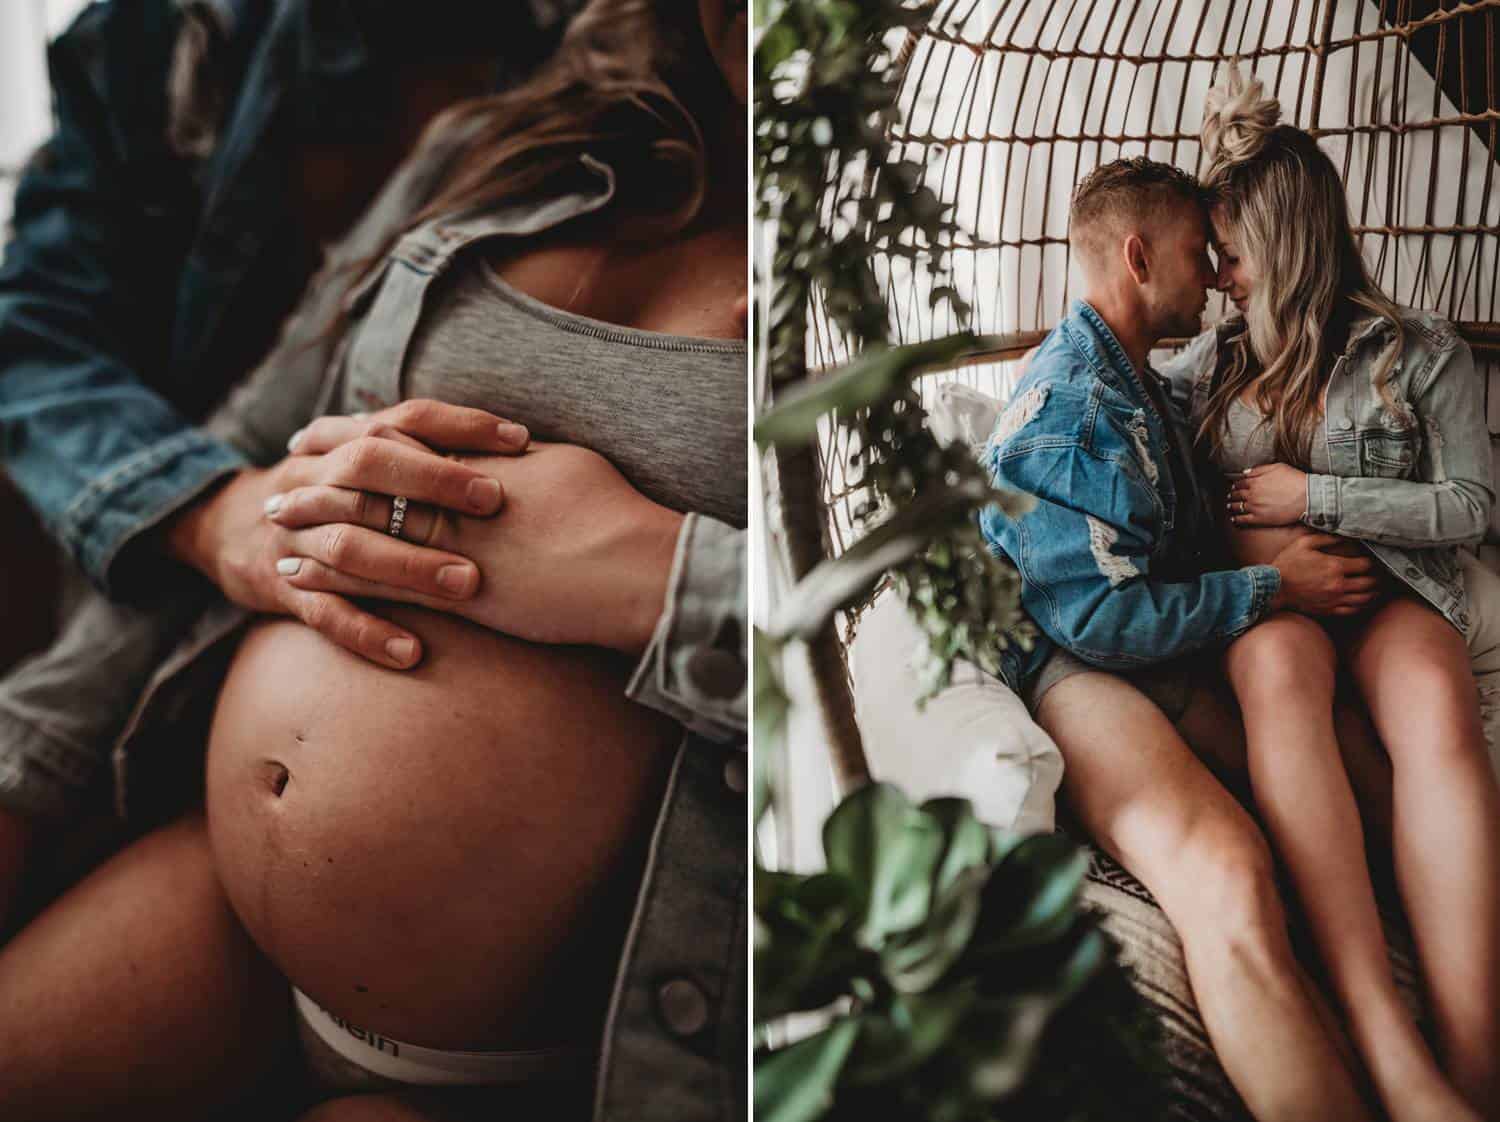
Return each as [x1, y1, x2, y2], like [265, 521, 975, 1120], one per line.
[1, 0, 91, 223]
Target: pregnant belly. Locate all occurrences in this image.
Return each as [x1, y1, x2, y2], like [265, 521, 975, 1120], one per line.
[204, 608, 679, 1050]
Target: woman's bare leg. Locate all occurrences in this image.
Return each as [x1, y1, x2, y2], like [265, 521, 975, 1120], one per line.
[0, 813, 293, 1121]
[1225, 610, 1474, 1122]
[1344, 596, 1500, 1116]
[1037, 671, 1373, 1122]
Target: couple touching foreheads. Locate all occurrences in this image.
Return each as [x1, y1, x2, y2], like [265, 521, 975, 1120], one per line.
[980, 64, 1500, 1121]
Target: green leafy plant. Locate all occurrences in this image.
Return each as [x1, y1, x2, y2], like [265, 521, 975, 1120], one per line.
[755, 785, 1169, 1122]
[754, 0, 1035, 694]
[753, 5, 1169, 1118]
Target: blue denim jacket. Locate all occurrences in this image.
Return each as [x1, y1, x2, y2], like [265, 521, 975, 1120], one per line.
[979, 300, 1281, 687]
[0, 0, 569, 594]
[1160, 310, 1491, 632]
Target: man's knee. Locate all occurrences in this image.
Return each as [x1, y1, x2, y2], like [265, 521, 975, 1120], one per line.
[1173, 820, 1289, 967]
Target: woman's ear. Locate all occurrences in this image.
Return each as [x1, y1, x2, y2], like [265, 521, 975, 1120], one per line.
[1123, 234, 1150, 285]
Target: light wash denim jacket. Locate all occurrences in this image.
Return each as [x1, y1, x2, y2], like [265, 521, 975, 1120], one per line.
[0, 6, 745, 1120]
[1160, 310, 1492, 632]
[979, 300, 1281, 687]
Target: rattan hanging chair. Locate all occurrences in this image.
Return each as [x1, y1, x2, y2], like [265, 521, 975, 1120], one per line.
[778, 2, 1500, 1117]
[809, 0, 1498, 574]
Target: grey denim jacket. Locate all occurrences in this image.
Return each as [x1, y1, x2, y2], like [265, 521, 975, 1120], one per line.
[1160, 309, 1492, 630]
[0, 123, 746, 1122]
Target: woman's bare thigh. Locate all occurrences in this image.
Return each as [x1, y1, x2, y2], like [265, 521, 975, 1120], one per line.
[0, 813, 292, 1122]
[205, 608, 680, 1052]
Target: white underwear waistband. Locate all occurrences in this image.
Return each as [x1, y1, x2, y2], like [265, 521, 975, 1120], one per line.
[293, 987, 595, 1087]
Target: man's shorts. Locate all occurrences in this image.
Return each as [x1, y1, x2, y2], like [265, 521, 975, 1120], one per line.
[1022, 646, 1203, 724]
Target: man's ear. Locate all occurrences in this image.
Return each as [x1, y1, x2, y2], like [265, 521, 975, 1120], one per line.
[1123, 234, 1150, 285]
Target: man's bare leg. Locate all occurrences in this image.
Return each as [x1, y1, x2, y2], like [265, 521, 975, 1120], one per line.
[1037, 671, 1373, 1122]
[0, 813, 293, 1121]
[1172, 681, 1369, 1086]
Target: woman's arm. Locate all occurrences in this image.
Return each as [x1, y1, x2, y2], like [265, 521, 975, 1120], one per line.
[265, 442, 748, 738]
[1242, 338, 1493, 549]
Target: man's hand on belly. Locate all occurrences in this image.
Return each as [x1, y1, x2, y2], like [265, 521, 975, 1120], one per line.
[165, 401, 529, 668]
[267, 442, 684, 655]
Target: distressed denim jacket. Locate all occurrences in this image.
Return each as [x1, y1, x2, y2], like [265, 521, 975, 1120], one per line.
[979, 299, 1281, 687]
[0, 0, 570, 592]
[1159, 310, 1492, 632]
[0, 6, 745, 1120]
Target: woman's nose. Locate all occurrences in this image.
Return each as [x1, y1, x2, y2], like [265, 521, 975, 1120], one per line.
[1213, 260, 1233, 292]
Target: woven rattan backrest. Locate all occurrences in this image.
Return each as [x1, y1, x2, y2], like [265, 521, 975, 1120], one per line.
[806, 0, 1500, 584]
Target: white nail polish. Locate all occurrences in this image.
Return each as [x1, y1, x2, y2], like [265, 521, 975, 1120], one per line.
[352, 412, 370, 421]
[276, 557, 303, 575]
[287, 427, 306, 452]
[264, 494, 285, 516]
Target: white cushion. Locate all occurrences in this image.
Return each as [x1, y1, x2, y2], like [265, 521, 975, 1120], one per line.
[848, 590, 1064, 835]
[928, 382, 1005, 456]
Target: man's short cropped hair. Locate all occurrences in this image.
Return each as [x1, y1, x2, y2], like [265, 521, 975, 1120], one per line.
[1070, 157, 1204, 268]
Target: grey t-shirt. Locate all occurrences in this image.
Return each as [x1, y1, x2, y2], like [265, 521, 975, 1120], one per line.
[342, 255, 746, 529]
[1213, 397, 1332, 477]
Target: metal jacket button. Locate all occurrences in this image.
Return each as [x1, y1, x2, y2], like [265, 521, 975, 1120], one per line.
[685, 647, 746, 700]
[657, 978, 710, 1037]
[724, 755, 747, 794]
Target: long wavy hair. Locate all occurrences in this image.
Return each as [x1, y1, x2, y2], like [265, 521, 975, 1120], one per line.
[1195, 62, 1406, 467]
[331, 0, 728, 327]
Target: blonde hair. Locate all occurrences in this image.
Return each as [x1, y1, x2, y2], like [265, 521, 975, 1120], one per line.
[1195, 61, 1406, 467]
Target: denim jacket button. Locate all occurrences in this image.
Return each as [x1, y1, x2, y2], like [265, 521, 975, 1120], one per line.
[1405, 566, 1422, 581]
[686, 647, 745, 701]
[657, 978, 710, 1037]
[1338, 418, 1354, 431]
[723, 754, 747, 794]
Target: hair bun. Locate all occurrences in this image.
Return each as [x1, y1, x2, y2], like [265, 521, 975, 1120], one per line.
[1201, 60, 1281, 171]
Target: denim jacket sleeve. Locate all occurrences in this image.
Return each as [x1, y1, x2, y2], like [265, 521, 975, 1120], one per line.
[626, 515, 747, 743]
[1305, 337, 1493, 548]
[0, 3, 246, 596]
[989, 385, 1279, 667]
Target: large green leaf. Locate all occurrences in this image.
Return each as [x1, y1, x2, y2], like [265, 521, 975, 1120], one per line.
[755, 1018, 861, 1122]
[822, 784, 945, 945]
[755, 871, 867, 1024]
[970, 834, 1091, 955]
[922, 798, 996, 898]
[881, 865, 988, 994]
[754, 333, 980, 449]
[840, 984, 980, 1087]
[772, 480, 994, 640]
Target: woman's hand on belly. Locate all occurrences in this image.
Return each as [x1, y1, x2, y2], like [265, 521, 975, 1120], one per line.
[164, 400, 527, 669]
[269, 442, 686, 656]
[1226, 462, 1309, 527]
